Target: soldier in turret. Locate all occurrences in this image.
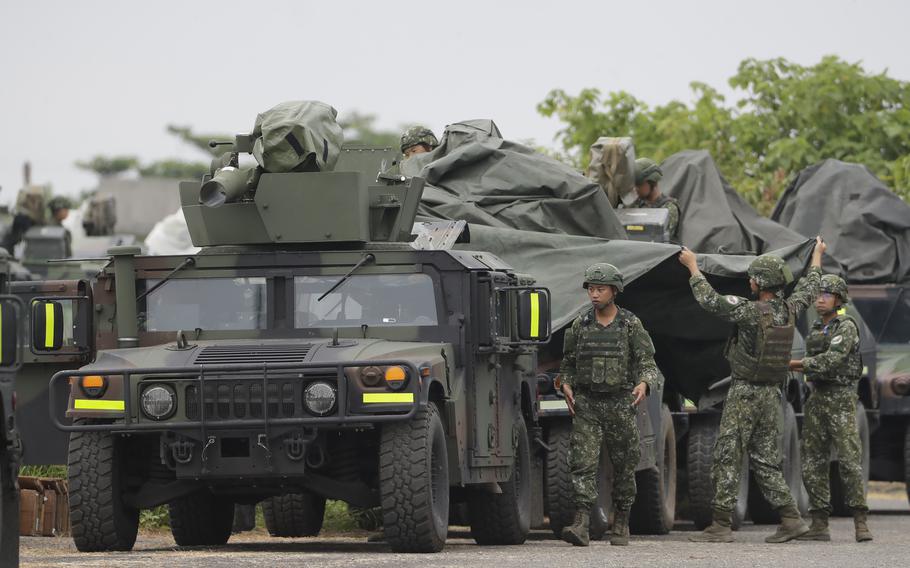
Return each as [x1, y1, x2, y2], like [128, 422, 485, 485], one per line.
[680, 237, 825, 543]
[790, 274, 873, 542]
[558, 263, 661, 547]
[400, 126, 438, 160]
[630, 158, 680, 242]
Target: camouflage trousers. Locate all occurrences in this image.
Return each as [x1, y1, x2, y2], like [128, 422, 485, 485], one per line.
[712, 381, 795, 513]
[801, 385, 867, 513]
[569, 391, 640, 511]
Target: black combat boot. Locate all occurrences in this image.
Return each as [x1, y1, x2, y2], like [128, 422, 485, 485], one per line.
[853, 510, 873, 542]
[688, 508, 734, 543]
[765, 504, 809, 543]
[610, 509, 630, 546]
[561, 510, 590, 546]
[797, 510, 830, 541]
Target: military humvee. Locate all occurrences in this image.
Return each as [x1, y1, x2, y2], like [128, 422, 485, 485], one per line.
[30, 134, 551, 553]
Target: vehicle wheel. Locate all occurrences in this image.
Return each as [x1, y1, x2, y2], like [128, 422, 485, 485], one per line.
[379, 402, 449, 553]
[748, 402, 805, 523]
[169, 490, 234, 546]
[544, 421, 573, 537]
[468, 414, 531, 545]
[544, 420, 611, 540]
[904, 423, 910, 507]
[262, 492, 326, 537]
[232, 503, 257, 533]
[630, 404, 676, 534]
[831, 401, 870, 516]
[686, 419, 748, 530]
[68, 429, 139, 552]
[0, 430, 18, 566]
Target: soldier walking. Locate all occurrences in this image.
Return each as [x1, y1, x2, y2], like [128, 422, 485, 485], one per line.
[558, 263, 661, 546]
[790, 274, 874, 542]
[679, 237, 825, 543]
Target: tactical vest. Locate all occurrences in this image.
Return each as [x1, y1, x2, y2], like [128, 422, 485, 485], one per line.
[805, 313, 862, 385]
[573, 308, 634, 393]
[651, 194, 678, 209]
[726, 301, 795, 384]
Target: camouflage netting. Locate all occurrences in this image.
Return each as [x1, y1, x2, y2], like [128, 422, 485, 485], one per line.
[660, 150, 806, 255]
[772, 159, 910, 284]
[405, 122, 815, 401]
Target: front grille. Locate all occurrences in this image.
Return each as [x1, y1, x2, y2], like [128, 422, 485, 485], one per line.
[184, 376, 332, 421]
[193, 344, 313, 366]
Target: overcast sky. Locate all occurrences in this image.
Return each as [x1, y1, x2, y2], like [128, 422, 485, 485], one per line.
[2, 0, 908, 205]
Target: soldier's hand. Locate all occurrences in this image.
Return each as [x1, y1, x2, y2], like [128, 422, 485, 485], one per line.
[678, 247, 699, 274]
[812, 236, 826, 265]
[788, 359, 804, 372]
[631, 382, 648, 406]
[562, 384, 576, 417]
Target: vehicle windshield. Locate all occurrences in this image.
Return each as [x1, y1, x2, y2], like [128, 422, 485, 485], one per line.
[139, 277, 268, 331]
[295, 274, 438, 328]
[852, 287, 910, 344]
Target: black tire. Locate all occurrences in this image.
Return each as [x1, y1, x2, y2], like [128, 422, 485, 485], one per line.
[630, 404, 676, 534]
[544, 420, 611, 540]
[0, 432, 18, 566]
[468, 414, 531, 545]
[379, 402, 449, 553]
[544, 421, 574, 537]
[831, 401, 870, 516]
[748, 402, 805, 524]
[686, 419, 748, 530]
[169, 490, 234, 546]
[262, 492, 326, 537]
[232, 503, 257, 533]
[68, 430, 139, 552]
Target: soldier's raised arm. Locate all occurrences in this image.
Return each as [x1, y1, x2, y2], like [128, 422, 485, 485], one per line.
[787, 237, 826, 312]
[678, 247, 755, 324]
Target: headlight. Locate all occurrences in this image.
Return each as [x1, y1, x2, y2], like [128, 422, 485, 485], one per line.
[304, 381, 337, 416]
[141, 384, 177, 420]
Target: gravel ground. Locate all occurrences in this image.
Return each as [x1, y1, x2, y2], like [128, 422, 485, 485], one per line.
[20, 483, 909, 568]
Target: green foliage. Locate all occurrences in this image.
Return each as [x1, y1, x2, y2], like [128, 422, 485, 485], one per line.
[339, 111, 401, 147]
[138, 159, 208, 180]
[75, 155, 139, 176]
[538, 56, 910, 213]
[19, 465, 67, 478]
[321, 500, 359, 532]
[139, 506, 170, 529]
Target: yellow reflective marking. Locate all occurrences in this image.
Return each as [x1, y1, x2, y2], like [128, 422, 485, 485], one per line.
[362, 392, 414, 404]
[530, 292, 540, 338]
[626, 225, 644, 231]
[0, 304, 3, 365]
[74, 399, 125, 411]
[45, 303, 55, 348]
[837, 307, 847, 316]
[539, 399, 568, 411]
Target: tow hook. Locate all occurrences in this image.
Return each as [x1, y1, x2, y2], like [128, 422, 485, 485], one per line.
[284, 433, 307, 462]
[171, 438, 194, 464]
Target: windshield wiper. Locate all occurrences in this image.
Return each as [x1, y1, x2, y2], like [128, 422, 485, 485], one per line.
[136, 257, 196, 304]
[317, 253, 375, 302]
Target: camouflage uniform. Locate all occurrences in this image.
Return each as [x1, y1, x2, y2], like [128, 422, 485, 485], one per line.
[632, 158, 679, 242]
[560, 308, 660, 511]
[689, 264, 821, 513]
[801, 307, 867, 514]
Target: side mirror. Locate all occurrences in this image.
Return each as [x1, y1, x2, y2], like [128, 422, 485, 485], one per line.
[0, 299, 18, 367]
[517, 289, 551, 342]
[32, 300, 64, 351]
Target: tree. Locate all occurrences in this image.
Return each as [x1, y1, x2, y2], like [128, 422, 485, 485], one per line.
[339, 111, 401, 147]
[75, 155, 139, 177]
[538, 56, 910, 212]
[166, 125, 231, 158]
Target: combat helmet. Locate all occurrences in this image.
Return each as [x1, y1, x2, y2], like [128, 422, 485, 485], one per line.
[747, 254, 793, 289]
[400, 125, 439, 153]
[634, 158, 663, 185]
[48, 196, 73, 213]
[820, 274, 849, 303]
[583, 263, 624, 292]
